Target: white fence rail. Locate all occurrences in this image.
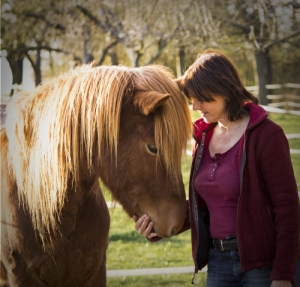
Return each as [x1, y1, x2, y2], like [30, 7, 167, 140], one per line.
[247, 83, 300, 114]
[107, 266, 206, 277]
[259, 105, 300, 155]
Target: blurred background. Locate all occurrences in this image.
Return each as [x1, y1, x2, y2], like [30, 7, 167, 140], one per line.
[1, 1, 299, 286]
[1, 0, 299, 102]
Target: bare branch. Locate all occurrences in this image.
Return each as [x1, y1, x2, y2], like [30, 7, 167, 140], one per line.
[18, 46, 69, 53]
[223, 19, 251, 34]
[284, 1, 300, 9]
[76, 5, 104, 28]
[263, 29, 300, 50]
[96, 40, 118, 66]
[144, 40, 168, 65]
[24, 12, 65, 31]
[76, 5, 125, 44]
[18, 46, 81, 62]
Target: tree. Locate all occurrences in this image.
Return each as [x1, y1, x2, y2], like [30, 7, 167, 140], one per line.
[76, 0, 191, 67]
[205, 0, 300, 104]
[1, 0, 118, 86]
[1, 0, 69, 85]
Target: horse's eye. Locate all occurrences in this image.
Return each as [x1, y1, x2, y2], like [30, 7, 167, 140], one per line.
[147, 144, 158, 154]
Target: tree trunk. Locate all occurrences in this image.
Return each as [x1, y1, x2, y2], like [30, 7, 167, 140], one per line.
[83, 39, 94, 64]
[110, 48, 118, 65]
[35, 49, 42, 86]
[83, 24, 94, 64]
[126, 48, 139, 67]
[265, 51, 272, 87]
[7, 56, 23, 85]
[254, 50, 271, 105]
[176, 47, 185, 77]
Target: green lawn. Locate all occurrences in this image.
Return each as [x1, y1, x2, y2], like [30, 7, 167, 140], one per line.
[108, 273, 206, 287]
[106, 208, 193, 270]
[268, 113, 300, 188]
[106, 207, 206, 286]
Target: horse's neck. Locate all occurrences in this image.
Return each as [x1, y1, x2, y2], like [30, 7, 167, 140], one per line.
[57, 176, 99, 235]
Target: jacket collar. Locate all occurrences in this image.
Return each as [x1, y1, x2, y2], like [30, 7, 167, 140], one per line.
[193, 103, 268, 140]
[245, 103, 268, 129]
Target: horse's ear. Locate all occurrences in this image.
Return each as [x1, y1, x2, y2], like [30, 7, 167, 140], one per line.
[134, 91, 170, 116]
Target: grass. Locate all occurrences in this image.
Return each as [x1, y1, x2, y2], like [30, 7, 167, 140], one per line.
[108, 273, 206, 287]
[105, 109, 299, 286]
[106, 207, 203, 286]
[268, 113, 300, 187]
[106, 208, 193, 270]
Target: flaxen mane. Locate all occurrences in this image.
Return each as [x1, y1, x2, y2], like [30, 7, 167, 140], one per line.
[3, 64, 191, 245]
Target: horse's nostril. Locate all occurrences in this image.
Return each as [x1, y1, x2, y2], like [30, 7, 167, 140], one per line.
[170, 228, 175, 237]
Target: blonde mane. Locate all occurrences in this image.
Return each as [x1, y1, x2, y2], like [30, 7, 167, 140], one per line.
[4, 64, 192, 239]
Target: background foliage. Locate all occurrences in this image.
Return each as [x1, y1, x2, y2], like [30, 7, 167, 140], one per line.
[2, 0, 300, 105]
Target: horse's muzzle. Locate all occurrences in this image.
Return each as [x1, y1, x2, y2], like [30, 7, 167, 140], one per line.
[155, 227, 175, 239]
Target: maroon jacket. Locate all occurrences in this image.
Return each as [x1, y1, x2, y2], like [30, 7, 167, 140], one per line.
[186, 103, 300, 283]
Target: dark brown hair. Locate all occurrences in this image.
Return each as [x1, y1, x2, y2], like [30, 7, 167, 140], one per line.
[178, 49, 259, 121]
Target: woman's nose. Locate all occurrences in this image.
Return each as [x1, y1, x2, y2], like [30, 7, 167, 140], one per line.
[192, 100, 202, 110]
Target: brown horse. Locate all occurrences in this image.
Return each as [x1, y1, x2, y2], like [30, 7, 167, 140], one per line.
[0, 64, 192, 286]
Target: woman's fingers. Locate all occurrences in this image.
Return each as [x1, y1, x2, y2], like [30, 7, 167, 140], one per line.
[144, 221, 157, 239]
[133, 214, 157, 239]
[137, 215, 150, 235]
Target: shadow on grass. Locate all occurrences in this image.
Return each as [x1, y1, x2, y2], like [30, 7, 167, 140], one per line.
[109, 231, 146, 243]
[109, 230, 189, 244]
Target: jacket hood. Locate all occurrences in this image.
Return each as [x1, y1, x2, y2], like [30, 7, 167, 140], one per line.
[245, 103, 268, 128]
[193, 103, 268, 141]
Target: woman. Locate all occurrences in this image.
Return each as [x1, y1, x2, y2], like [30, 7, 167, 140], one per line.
[133, 49, 300, 287]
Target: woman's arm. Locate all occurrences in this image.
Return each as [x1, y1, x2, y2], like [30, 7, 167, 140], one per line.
[260, 128, 299, 282]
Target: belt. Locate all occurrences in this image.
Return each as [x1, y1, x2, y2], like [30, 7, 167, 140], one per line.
[213, 236, 238, 251]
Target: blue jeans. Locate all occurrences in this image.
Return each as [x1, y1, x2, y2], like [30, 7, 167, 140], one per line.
[206, 247, 300, 287]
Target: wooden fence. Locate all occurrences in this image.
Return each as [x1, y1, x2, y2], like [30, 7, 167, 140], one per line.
[246, 83, 300, 116]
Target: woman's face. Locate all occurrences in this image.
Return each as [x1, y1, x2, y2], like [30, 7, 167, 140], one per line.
[191, 94, 226, 123]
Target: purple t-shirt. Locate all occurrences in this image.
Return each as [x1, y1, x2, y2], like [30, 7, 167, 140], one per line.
[194, 136, 243, 240]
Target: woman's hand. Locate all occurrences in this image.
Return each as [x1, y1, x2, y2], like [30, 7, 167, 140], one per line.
[133, 214, 157, 239]
[271, 280, 292, 287]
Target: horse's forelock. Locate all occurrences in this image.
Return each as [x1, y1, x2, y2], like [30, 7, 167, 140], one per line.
[132, 65, 192, 188]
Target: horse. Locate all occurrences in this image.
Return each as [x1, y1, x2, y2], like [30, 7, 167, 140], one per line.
[0, 64, 192, 286]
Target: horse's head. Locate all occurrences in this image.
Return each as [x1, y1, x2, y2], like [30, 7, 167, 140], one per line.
[3, 64, 192, 241]
[99, 65, 192, 238]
